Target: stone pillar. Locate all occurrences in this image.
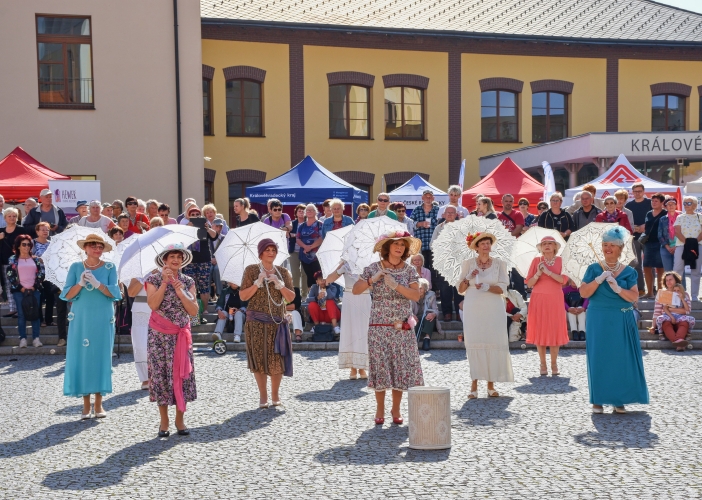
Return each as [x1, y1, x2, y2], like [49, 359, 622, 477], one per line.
[564, 163, 583, 189]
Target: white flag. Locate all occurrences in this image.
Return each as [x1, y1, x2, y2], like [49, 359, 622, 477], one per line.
[542, 161, 556, 204]
[458, 159, 466, 190]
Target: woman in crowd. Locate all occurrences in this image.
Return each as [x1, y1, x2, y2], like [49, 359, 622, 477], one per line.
[61, 233, 121, 419]
[289, 204, 308, 297]
[0, 208, 28, 317]
[124, 196, 150, 234]
[595, 196, 633, 232]
[239, 239, 295, 408]
[410, 253, 432, 290]
[536, 201, 549, 218]
[393, 202, 415, 235]
[150, 217, 164, 229]
[146, 199, 160, 221]
[112, 200, 124, 217]
[158, 203, 178, 225]
[563, 279, 588, 341]
[306, 270, 341, 335]
[202, 203, 228, 236]
[412, 278, 440, 351]
[182, 204, 218, 323]
[458, 232, 513, 398]
[296, 204, 323, 289]
[233, 198, 259, 227]
[477, 197, 498, 219]
[108, 226, 124, 244]
[538, 193, 574, 240]
[658, 197, 680, 273]
[128, 276, 151, 390]
[77, 200, 115, 232]
[652, 271, 693, 351]
[525, 236, 569, 375]
[518, 198, 537, 231]
[355, 203, 370, 223]
[674, 196, 702, 300]
[7, 235, 44, 348]
[642, 193, 666, 299]
[327, 260, 370, 379]
[353, 231, 424, 425]
[263, 199, 292, 236]
[145, 243, 198, 436]
[33, 222, 54, 328]
[579, 226, 648, 414]
[614, 189, 636, 230]
[321, 199, 354, 238]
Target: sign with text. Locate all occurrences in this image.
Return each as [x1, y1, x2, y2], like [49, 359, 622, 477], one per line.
[47, 180, 101, 213]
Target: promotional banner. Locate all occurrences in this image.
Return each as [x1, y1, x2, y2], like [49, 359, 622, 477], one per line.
[48, 180, 101, 213]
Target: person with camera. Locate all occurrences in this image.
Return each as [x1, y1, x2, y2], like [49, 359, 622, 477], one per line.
[213, 281, 247, 343]
[124, 195, 150, 234]
[6, 235, 44, 348]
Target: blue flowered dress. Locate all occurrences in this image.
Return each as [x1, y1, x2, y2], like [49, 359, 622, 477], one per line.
[61, 261, 122, 397]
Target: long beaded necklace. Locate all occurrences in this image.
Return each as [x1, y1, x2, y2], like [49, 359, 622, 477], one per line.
[259, 262, 285, 325]
[477, 257, 493, 270]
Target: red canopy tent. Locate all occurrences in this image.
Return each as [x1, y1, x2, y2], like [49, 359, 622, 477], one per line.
[462, 157, 545, 211]
[0, 147, 70, 203]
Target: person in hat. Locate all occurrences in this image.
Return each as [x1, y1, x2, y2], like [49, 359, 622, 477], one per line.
[61, 233, 122, 420]
[145, 243, 199, 437]
[77, 200, 115, 233]
[68, 200, 89, 225]
[457, 232, 514, 399]
[525, 235, 570, 376]
[23, 188, 67, 236]
[353, 230, 424, 425]
[239, 238, 296, 408]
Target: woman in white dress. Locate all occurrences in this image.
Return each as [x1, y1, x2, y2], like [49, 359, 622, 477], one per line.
[326, 261, 369, 379]
[457, 232, 514, 399]
[127, 277, 150, 390]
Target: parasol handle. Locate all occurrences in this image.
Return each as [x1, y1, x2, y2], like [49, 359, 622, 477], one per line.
[587, 242, 606, 271]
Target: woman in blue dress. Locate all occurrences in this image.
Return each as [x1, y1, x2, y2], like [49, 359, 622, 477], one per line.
[579, 226, 649, 414]
[61, 233, 121, 420]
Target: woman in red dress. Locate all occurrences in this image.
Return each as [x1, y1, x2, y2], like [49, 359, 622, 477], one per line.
[526, 236, 570, 376]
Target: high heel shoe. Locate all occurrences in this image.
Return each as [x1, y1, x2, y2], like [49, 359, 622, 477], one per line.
[176, 427, 190, 436]
[374, 417, 385, 425]
[392, 415, 403, 425]
[80, 409, 93, 420]
[158, 426, 170, 438]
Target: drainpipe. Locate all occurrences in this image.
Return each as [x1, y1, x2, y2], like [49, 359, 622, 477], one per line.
[173, 0, 183, 211]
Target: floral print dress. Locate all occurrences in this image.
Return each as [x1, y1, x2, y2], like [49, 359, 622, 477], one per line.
[146, 272, 197, 407]
[360, 261, 424, 392]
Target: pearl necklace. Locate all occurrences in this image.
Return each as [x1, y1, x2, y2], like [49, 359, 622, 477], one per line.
[542, 255, 557, 266]
[603, 260, 623, 273]
[83, 259, 102, 269]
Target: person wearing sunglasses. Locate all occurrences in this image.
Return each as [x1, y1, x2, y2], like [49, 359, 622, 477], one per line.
[595, 196, 633, 232]
[124, 195, 150, 234]
[673, 196, 702, 300]
[6, 234, 45, 348]
[537, 192, 574, 240]
[393, 202, 414, 236]
[517, 198, 537, 232]
[368, 193, 398, 220]
[263, 199, 292, 232]
[355, 203, 370, 223]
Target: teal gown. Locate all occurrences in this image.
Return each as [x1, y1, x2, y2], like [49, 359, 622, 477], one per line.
[61, 261, 122, 397]
[583, 263, 649, 406]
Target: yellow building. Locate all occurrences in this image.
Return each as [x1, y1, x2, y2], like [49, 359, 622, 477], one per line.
[199, 0, 702, 216]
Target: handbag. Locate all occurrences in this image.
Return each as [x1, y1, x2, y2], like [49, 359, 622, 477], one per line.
[565, 291, 584, 308]
[22, 291, 40, 322]
[311, 323, 334, 342]
[638, 232, 649, 245]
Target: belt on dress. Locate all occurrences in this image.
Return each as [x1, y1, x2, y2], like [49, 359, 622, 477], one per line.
[133, 296, 147, 303]
[369, 322, 412, 330]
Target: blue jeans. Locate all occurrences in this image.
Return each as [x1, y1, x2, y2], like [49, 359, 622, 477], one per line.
[13, 291, 41, 339]
[660, 246, 675, 271]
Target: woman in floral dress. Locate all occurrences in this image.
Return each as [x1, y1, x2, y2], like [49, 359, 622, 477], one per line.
[353, 231, 424, 426]
[146, 243, 199, 437]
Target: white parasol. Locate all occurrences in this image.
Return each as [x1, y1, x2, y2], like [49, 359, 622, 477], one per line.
[214, 222, 289, 286]
[316, 224, 353, 287]
[431, 215, 516, 286]
[511, 227, 567, 278]
[340, 216, 408, 275]
[560, 222, 636, 286]
[42, 226, 119, 289]
[117, 225, 200, 283]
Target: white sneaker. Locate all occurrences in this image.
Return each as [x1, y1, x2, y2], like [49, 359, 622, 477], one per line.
[334, 326, 340, 335]
[57, 339, 66, 347]
[310, 327, 315, 335]
[19, 338, 27, 348]
[233, 334, 241, 343]
[33, 338, 43, 348]
[212, 332, 222, 342]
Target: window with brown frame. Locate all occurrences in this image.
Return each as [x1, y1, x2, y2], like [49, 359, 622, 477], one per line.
[35, 15, 93, 109]
[384, 86, 424, 140]
[226, 79, 262, 136]
[329, 84, 370, 138]
[481, 90, 518, 142]
[652, 94, 686, 131]
[205, 180, 214, 205]
[203, 78, 213, 136]
[532, 92, 567, 143]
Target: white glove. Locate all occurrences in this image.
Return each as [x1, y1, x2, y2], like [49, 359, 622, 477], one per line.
[478, 283, 491, 292]
[85, 272, 101, 289]
[369, 270, 385, 284]
[606, 276, 622, 293]
[594, 270, 612, 284]
[78, 271, 88, 287]
[336, 261, 346, 275]
[254, 272, 266, 288]
[269, 275, 284, 290]
[384, 273, 399, 290]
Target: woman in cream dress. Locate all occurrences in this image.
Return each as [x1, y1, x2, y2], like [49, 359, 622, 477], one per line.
[128, 276, 151, 390]
[457, 232, 514, 399]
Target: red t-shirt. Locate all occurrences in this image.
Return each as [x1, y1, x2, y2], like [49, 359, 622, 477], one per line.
[498, 210, 525, 234]
[127, 213, 150, 234]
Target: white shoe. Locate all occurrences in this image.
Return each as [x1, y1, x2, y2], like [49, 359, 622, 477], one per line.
[212, 332, 221, 342]
[233, 334, 241, 343]
[57, 339, 66, 347]
[614, 406, 627, 414]
[19, 338, 27, 348]
[310, 327, 315, 334]
[334, 326, 340, 335]
[33, 338, 43, 348]
[592, 406, 604, 414]
[141, 381, 149, 390]
[81, 410, 93, 420]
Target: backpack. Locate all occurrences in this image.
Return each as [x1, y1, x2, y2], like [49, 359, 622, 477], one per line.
[22, 291, 40, 322]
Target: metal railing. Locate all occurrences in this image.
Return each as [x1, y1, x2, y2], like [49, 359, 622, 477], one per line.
[38, 77, 93, 106]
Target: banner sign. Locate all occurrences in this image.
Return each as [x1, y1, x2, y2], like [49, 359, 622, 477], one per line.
[47, 180, 101, 213]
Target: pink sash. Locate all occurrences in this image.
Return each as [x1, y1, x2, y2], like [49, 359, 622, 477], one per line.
[149, 312, 193, 412]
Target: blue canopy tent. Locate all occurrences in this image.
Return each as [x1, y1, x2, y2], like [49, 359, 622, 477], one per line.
[246, 156, 368, 211]
[387, 174, 449, 215]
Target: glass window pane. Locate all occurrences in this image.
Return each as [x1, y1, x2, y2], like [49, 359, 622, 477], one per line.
[330, 119, 348, 137]
[499, 115, 518, 141]
[39, 63, 63, 80]
[329, 84, 347, 102]
[404, 103, 422, 122]
[349, 102, 368, 120]
[65, 44, 92, 103]
[243, 81, 260, 99]
[385, 101, 400, 127]
[227, 115, 242, 135]
[403, 87, 422, 105]
[532, 92, 547, 108]
[481, 106, 497, 118]
[226, 80, 241, 96]
[403, 121, 423, 138]
[329, 101, 345, 122]
[669, 107, 685, 131]
[499, 104, 516, 118]
[37, 17, 90, 36]
[668, 95, 682, 111]
[532, 116, 548, 142]
[384, 87, 401, 106]
[244, 98, 260, 117]
[549, 113, 567, 141]
[349, 119, 368, 137]
[481, 115, 497, 141]
[652, 95, 666, 109]
[227, 95, 242, 116]
[39, 64, 65, 103]
[499, 91, 516, 107]
[244, 117, 261, 135]
[228, 183, 243, 199]
[38, 43, 63, 62]
[481, 91, 496, 107]
[652, 107, 667, 132]
[550, 93, 565, 108]
[348, 85, 368, 103]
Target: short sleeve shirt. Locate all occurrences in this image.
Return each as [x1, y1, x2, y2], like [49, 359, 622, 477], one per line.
[674, 213, 702, 240]
[498, 211, 525, 233]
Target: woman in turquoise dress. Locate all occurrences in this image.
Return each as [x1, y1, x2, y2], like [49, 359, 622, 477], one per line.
[580, 226, 649, 414]
[61, 233, 121, 420]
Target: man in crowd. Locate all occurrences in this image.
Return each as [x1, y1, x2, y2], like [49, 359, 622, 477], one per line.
[23, 198, 37, 222]
[158, 203, 177, 225]
[567, 183, 605, 214]
[431, 205, 461, 321]
[68, 200, 88, 225]
[572, 190, 601, 230]
[209, 217, 225, 303]
[77, 200, 115, 232]
[626, 183, 652, 295]
[368, 192, 398, 220]
[437, 185, 469, 219]
[411, 190, 439, 289]
[24, 188, 67, 236]
[498, 194, 526, 298]
[101, 202, 116, 222]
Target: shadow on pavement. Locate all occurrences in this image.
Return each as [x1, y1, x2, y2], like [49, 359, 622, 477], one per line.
[56, 389, 148, 415]
[454, 396, 519, 428]
[573, 412, 658, 449]
[1, 420, 98, 458]
[41, 408, 284, 490]
[295, 379, 369, 402]
[0, 357, 64, 376]
[513, 376, 578, 394]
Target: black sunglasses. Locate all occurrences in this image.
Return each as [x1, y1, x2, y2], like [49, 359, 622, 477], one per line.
[272, 208, 282, 212]
[377, 198, 389, 203]
[126, 201, 138, 206]
[519, 202, 529, 206]
[20, 242, 32, 247]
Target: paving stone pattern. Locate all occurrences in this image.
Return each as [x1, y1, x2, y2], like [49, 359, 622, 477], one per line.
[1, 350, 701, 499]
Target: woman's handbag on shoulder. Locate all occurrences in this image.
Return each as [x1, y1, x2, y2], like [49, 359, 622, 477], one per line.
[22, 290, 40, 322]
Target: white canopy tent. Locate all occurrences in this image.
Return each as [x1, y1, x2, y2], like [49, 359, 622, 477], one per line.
[387, 174, 449, 213]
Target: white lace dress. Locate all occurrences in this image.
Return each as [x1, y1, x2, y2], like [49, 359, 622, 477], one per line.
[338, 264, 370, 370]
[458, 257, 514, 383]
[131, 281, 150, 383]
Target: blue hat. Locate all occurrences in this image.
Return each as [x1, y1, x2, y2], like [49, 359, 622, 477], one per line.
[75, 200, 88, 209]
[602, 226, 628, 246]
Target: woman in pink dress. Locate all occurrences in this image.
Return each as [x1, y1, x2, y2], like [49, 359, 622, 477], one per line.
[526, 236, 570, 376]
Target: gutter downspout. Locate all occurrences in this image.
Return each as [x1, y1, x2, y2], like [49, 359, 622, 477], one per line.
[173, 0, 183, 211]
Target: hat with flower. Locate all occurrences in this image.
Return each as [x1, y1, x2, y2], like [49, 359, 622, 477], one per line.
[466, 231, 496, 251]
[372, 229, 422, 255]
[536, 235, 561, 253]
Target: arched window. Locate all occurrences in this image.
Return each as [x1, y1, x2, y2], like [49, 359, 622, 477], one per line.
[532, 92, 567, 143]
[329, 84, 370, 138]
[384, 86, 424, 140]
[481, 90, 518, 142]
[652, 94, 686, 131]
[226, 79, 262, 136]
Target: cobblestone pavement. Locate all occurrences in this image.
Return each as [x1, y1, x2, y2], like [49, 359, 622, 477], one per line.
[1, 349, 701, 499]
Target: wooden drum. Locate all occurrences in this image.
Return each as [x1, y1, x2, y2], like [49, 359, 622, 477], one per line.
[408, 386, 451, 450]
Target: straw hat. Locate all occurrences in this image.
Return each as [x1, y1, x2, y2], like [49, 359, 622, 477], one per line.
[536, 235, 561, 253]
[155, 242, 193, 268]
[372, 230, 422, 256]
[466, 232, 497, 252]
[76, 233, 113, 252]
